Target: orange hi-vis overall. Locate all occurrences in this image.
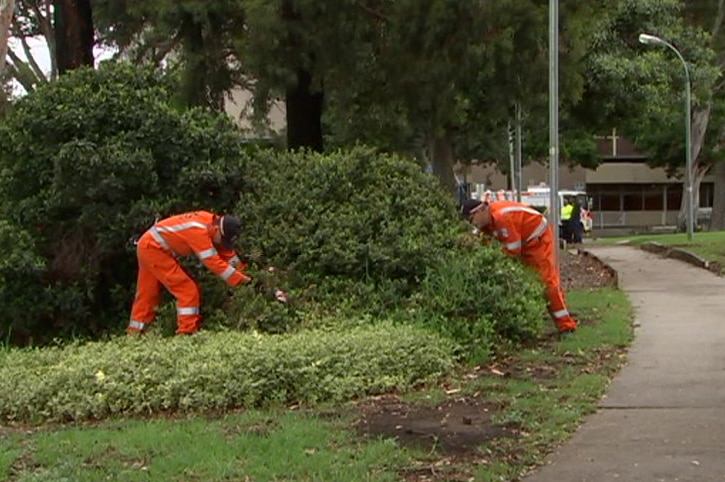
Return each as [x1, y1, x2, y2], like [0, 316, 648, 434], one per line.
[128, 211, 251, 335]
[483, 201, 578, 333]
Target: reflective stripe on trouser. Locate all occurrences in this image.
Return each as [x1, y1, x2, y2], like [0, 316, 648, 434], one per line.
[521, 229, 578, 333]
[129, 239, 203, 335]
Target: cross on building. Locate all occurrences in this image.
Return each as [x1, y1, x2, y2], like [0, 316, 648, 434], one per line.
[594, 128, 620, 157]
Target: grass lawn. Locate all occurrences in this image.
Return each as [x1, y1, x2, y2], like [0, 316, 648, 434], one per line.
[594, 231, 725, 270]
[0, 288, 633, 482]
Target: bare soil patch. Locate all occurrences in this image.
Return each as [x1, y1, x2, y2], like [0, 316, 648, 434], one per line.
[354, 394, 511, 457]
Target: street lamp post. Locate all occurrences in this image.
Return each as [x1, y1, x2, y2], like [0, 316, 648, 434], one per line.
[550, 0, 560, 262]
[638, 33, 694, 241]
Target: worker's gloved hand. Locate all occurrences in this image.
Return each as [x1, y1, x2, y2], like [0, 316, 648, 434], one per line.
[274, 290, 287, 303]
[249, 277, 264, 292]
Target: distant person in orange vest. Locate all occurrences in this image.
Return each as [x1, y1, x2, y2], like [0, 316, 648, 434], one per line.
[461, 199, 578, 335]
[128, 211, 285, 335]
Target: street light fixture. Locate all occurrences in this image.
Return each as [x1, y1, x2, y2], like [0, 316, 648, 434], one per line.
[638, 33, 694, 241]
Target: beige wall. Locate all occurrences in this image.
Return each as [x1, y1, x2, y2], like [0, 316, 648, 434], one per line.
[462, 162, 586, 190]
[460, 161, 716, 229]
[224, 88, 286, 136]
[461, 161, 715, 189]
[586, 162, 680, 184]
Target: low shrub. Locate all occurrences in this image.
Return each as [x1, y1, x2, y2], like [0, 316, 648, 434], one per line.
[0, 221, 50, 345]
[406, 244, 547, 362]
[0, 63, 254, 342]
[237, 146, 459, 287]
[0, 324, 456, 424]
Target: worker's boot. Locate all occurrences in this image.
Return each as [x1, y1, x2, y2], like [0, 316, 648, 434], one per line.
[556, 315, 578, 335]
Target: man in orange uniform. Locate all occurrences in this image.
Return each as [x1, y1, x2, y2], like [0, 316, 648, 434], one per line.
[460, 199, 577, 335]
[128, 211, 251, 335]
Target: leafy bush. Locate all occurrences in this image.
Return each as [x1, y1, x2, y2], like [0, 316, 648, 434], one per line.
[0, 325, 456, 424]
[406, 244, 547, 361]
[237, 146, 459, 286]
[0, 221, 49, 345]
[0, 63, 252, 342]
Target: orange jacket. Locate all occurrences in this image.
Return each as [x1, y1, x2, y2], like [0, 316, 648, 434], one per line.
[143, 211, 251, 287]
[482, 201, 550, 256]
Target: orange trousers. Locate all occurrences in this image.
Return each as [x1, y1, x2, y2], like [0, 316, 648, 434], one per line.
[521, 230, 578, 333]
[128, 238, 202, 335]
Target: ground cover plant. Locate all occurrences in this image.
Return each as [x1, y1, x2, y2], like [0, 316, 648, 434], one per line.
[0, 279, 632, 482]
[0, 324, 456, 424]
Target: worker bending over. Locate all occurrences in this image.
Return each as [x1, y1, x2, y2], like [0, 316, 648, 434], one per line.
[461, 199, 577, 335]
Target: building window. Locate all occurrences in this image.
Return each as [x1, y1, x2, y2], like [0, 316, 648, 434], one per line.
[700, 182, 714, 208]
[588, 183, 682, 212]
[667, 185, 683, 212]
[622, 188, 643, 211]
[642, 185, 664, 211]
[587, 184, 620, 211]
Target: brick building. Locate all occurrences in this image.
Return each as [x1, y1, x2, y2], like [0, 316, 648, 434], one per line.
[460, 129, 714, 230]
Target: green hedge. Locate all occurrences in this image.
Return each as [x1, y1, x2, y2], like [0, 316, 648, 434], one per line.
[0, 63, 252, 342]
[0, 62, 551, 352]
[237, 146, 459, 285]
[407, 244, 547, 361]
[0, 324, 456, 424]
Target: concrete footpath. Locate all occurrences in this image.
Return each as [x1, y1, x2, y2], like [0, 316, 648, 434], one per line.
[525, 245, 725, 482]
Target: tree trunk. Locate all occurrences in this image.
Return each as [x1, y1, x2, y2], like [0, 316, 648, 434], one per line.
[679, 164, 709, 230]
[286, 67, 324, 152]
[428, 133, 457, 194]
[280, 0, 323, 152]
[677, 103, 712, 230]
[710, 160, 725, 230]
[178, 10, 226, 110]
[179, 12, 207, 108]
[53, 0, 93, 75]
[0, 0, 14, 78]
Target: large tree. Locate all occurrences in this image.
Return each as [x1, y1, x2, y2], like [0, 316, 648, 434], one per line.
[93, 0, 247, 109]
[573, 0, 720, 229]
[683, 0, 725, 230]
[5, 0, 97, 94]
[320, 0, 609, 191]
[4, 0, 54, 93]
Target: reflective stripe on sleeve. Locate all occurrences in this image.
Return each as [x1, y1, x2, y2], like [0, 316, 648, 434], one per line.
[526, 219, 549, 244]
[177, 307, 200, 316]
[552, 309, 569, 319]
[155, 222, 208, 233]
[197, 248, 218, 260]
[128, 320, 147, 331]
[229, 255, 241, 266]
[505, 240, 522, 251]
[149, 227, 174, 254]
[220, 266, 236, 280]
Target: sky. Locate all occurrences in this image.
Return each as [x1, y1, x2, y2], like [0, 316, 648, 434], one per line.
[7, 36, 114, 96]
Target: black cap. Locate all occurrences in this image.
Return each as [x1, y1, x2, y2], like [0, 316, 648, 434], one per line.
[460, 199, 483, 218]
[220, 215, 241, 249]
